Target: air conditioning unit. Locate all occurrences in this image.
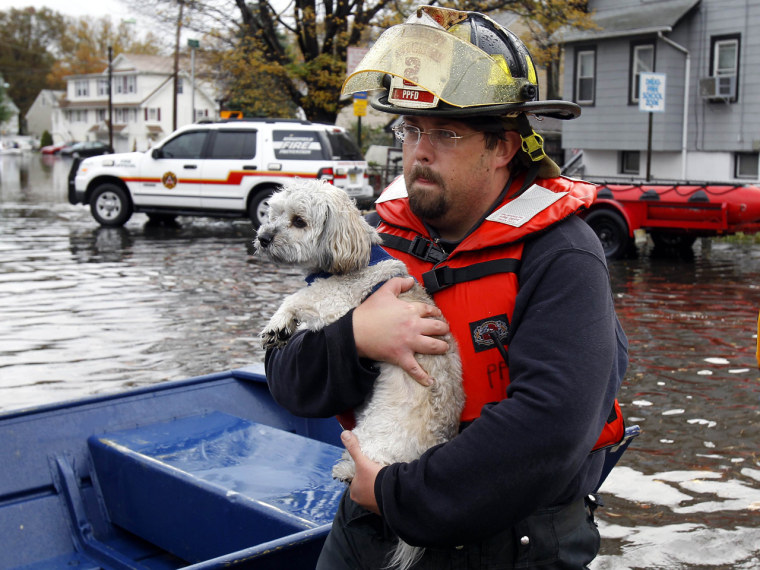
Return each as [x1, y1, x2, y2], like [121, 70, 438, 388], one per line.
[699, 75, 737, 99]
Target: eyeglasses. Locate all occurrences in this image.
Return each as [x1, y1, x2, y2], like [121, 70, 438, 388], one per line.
[391, 124, 481, 149]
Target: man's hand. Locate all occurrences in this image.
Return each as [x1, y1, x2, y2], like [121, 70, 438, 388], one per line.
[342, 431, 382, 514]
[353, 277, 450, 386]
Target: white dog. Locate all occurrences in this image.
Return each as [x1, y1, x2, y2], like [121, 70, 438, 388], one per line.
[256, 179, 464, 570]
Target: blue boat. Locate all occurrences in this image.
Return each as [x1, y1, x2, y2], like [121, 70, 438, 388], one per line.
[1, 364, 345, 569]
[2, 365, 639, 569]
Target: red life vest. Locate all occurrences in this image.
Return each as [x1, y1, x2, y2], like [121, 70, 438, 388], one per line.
[375, 174, 625, 452]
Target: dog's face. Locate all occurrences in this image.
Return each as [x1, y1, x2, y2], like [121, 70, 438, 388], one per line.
[255, 179, 380, 274]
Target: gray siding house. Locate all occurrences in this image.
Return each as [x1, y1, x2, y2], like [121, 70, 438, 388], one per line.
[559, 0, 759, 183]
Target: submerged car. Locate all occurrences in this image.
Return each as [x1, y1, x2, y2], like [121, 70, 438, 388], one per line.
[40, 142, 70, 154]
[60, 140, 113, 158]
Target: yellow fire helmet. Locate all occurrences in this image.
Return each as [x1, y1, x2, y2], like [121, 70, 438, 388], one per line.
[342, 5, 581, 120]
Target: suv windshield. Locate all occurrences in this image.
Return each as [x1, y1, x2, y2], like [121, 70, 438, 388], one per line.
[327, 132, 363, 160]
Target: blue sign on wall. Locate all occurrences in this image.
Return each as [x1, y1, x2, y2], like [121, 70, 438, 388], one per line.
[639, 72, 666, 112]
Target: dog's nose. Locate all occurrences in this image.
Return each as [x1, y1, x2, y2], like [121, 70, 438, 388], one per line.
[257, 231, 272, 248]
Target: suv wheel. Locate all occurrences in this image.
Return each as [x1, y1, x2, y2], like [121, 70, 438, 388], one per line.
[248, 188, 275, 229]
[90, 183, 133, 227]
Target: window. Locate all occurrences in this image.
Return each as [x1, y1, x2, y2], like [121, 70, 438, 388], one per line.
[75, 80, 89, 97]
[177, 77, 184, 94]
[326, 131, 363, 160]
[161, 131, 207, 159]
[208, 131, 257, 159]
[575, 48, 596, 105]
[630, 43, 655, 104]
[735, 152, 758, 179]
[68, 109, 88, 123]
[620, 151, 640, 175]
[97, 109, 106, 121]
[146, 107, 161, 122]
[115, 75, 136, 94]
[713, 37, 739, 76]
[710, 34, 740, 102]
[98, 78, 109, 96]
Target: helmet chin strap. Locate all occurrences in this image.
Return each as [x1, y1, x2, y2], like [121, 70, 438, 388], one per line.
[507, 114, 543, 199]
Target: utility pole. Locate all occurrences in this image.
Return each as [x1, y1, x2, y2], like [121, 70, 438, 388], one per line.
[172, 0, 184, 131]
[108, 46, 113, 149]
[188, 39, 199, 122]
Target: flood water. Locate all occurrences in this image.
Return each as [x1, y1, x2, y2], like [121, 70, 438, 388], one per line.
[1, 152, 759, 569]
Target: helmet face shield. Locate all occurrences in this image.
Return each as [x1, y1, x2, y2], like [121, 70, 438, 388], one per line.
[342, 22, 532, 110]
[342, 5, 580, 120]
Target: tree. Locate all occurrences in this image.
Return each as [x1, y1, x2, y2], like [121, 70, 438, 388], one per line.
[509, 0, 596, 100]
[46, 17, 165, 87]
[40, 129, 53, 147]
[0, 7, 65, 133]
[0, 77, 11, 125]
[135, 0, 594, 123]
[0, 7, 167, 134]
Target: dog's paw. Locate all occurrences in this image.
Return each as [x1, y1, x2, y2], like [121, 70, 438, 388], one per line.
[260, 326, 293, 350]
[260, 313, 299, 349]
[332, 457, 356, 483]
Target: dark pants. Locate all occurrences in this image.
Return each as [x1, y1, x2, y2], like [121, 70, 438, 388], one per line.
[316, 492, 600, 569]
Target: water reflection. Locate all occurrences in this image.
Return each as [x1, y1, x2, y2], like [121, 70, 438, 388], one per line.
[0, 153, 759, 568]
[599, 243, 760, 569]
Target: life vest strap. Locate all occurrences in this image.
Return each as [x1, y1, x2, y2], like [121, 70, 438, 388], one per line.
[422, 258, 521, 294]
[380, 233, 448, 264]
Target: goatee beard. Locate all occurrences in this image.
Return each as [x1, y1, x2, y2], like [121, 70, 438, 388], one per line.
[407, 166, 447, 220]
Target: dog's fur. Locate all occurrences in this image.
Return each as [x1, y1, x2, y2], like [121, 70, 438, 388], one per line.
[256, 179, 464, 570]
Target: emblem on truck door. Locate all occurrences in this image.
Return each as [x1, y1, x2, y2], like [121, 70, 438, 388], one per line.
[162, 172, 178, 189]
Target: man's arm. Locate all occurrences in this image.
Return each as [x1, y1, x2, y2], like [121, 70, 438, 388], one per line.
[266, 277, 451, 416]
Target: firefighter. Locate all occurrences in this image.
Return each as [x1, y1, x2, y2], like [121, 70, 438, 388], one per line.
[267, 6, 628, 568]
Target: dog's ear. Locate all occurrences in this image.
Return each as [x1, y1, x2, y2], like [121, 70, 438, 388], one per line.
[321, 192, 380, 274]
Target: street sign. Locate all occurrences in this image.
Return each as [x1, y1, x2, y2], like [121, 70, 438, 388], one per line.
[353, 98, 368, 117]
[187, 39, 200, 49]
[639, 72, 666, 112]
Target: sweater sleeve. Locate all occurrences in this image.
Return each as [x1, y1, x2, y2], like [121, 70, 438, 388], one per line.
[374, 223, 626, 547]
[265, 309, 379, 417]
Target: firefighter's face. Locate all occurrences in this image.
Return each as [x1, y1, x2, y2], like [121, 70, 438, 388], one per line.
[402, 116, 519, 240]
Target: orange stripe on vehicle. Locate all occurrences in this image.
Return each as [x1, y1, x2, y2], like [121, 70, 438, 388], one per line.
[122, 171, 325, 185]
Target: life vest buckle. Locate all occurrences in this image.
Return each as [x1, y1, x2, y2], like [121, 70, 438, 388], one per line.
[409, 235, 447, 264]
[422, 265, 454, 293]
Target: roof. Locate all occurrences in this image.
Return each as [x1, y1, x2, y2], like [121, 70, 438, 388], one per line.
[113, 53, 177, 75]
[555, 0, 700, 43]
[59, 99, 140, 109]
[89, 122, 127, 133]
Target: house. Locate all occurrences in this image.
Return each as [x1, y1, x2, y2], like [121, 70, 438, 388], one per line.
[25, 90, 65, 140]
[53, 53, 219, 152]
[558, 0, 759, 182]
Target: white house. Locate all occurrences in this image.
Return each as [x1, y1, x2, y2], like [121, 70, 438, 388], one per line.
[25, 90, 65, 140]
[53, 53, 219, 152]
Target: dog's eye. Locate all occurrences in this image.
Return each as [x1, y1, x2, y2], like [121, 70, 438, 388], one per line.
[291, 215, 307, 229]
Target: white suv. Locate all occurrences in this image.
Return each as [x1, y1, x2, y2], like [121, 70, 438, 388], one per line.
[69, 119, 374, 228]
